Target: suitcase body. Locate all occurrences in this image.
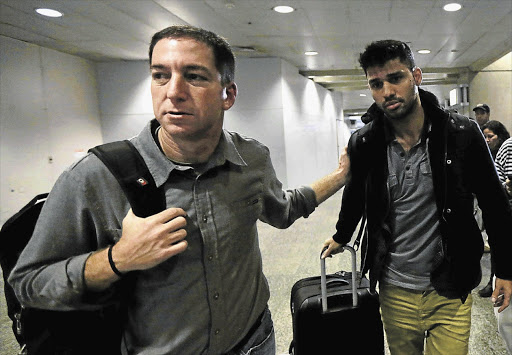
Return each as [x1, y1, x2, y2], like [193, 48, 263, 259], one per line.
[290, 246, 384, 354]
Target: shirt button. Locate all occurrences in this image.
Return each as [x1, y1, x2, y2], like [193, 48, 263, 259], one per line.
[215, 329, 220, 335]
[202, 215, 208, 223]
[214, 292, 220, 300]
[447, 159, 452, 164]
[208, 255, 213, 261]
[446, 208, 452, 214]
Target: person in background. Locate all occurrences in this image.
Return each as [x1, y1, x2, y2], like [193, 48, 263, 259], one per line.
[482, 120, 510, 159]
[477, 120, 510, 297]
[496, 137, 512, 192]
[473, 103, 491, 128]
[494, 136, 512, 353]
[322, 39, 512, 355]
[9, 25, 350, 354]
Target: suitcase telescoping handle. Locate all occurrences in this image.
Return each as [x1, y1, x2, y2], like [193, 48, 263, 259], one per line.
[320, 245, 358, 312]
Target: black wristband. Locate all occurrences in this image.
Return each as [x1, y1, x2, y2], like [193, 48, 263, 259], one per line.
[108, 244, 124, 277]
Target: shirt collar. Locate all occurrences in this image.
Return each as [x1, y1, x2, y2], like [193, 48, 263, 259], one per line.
[214, 130, 248, 168]
[132, 119, 247, 188]
[384, 115, 432, 146]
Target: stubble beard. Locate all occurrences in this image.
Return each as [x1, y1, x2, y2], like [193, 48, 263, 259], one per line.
[382, 92, 419, 122]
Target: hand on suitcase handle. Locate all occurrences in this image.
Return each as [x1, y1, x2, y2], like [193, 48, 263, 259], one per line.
[321, 237, 344, 259]
[321, 245, 358, 312]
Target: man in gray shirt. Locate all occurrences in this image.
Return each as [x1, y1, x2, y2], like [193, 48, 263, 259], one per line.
[9, 26, 349, 354]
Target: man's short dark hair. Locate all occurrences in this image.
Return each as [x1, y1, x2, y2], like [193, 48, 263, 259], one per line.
[149, 25, 235, 85]
[359, 40, 416, 75]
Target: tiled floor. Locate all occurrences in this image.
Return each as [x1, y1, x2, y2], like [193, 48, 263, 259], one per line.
[1, 191, 508, 354]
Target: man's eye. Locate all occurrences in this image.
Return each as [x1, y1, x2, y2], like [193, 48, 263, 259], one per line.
[388, 75, 403, 84]
[186, 73, 207, 81]
[370, 81, 383, 90]
[152, 73, 169, 84]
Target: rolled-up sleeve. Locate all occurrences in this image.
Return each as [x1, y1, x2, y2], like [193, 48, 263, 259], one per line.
[258, 146, 317, 228]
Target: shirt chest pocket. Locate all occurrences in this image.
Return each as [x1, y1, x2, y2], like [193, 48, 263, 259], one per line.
[420, 160, 432, 175]
[388, 174, 398, 189]
[212, 192, 263, 238]
[228, 193, 263, 225]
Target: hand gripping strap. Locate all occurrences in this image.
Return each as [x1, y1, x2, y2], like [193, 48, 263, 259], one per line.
[89, 140, 165, 218]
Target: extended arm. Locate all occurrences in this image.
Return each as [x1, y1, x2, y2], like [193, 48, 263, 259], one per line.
[310, 147, 350, 205]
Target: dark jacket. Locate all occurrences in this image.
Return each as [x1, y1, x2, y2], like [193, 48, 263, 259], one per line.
[333, 89, 512, 300]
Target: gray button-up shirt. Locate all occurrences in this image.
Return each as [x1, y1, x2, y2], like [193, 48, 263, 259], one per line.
[10, 120, 317, 354]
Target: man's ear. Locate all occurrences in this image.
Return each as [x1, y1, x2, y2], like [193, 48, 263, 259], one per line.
[412, 67, 423, 86]
[222, 82, 237, 110]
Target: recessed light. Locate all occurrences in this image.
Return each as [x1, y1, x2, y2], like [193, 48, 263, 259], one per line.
[359, 94, 367, 97]
[443, 3, 462, 12]
[418, 49, 431, 54]
[273, 5, 295, 14]
[35, 8, 63, 17]
[305, 51, 318, 56]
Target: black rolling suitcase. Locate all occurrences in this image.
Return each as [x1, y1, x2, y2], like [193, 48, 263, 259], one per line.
[289, 246, 384, 354]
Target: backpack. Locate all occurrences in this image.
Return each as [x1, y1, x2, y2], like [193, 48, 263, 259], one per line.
[0, 140, 165, 355]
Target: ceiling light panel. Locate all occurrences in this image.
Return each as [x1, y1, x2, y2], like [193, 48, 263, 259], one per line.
[35, 8, 63, 17]
[273, 5, 295, 14]
[443, 3, 462, 12]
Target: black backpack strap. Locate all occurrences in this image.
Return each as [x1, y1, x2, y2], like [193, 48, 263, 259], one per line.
[89, 140, 165, 218]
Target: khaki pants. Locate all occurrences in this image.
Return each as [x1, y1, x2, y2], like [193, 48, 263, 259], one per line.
[380, 284, 472, 355]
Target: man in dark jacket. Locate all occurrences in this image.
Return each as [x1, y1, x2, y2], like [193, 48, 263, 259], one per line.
[322, 40, 512, 354]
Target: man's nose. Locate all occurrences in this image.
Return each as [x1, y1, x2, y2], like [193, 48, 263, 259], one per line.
[166, 75, 187, 101]
[382, 81, 395, 97]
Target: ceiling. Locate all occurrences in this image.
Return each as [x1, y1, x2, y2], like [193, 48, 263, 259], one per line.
[1, 0, 511, 114]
